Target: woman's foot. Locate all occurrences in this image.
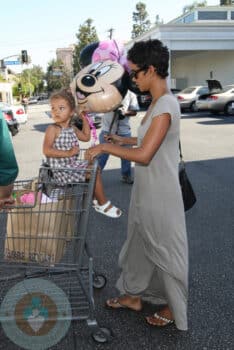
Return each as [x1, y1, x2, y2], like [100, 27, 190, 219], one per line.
[146, 306, 174, 327]
[106, 295, 142, 311]
[94, 200, 122, 218]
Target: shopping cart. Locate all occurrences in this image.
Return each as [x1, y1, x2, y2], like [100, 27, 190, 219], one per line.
[0, 150, 111, 349]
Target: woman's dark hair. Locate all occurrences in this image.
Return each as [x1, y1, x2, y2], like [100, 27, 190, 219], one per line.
[127, 39, 169, 79]
[50, 89, 76, 110]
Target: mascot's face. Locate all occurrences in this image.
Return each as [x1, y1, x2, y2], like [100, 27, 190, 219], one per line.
[70, 60, 124, 113]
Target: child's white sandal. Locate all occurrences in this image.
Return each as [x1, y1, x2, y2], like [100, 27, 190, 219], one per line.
[94, 200, 122, 218]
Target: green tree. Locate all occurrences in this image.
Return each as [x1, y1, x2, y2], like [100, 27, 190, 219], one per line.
[14, 65, 45, 97]
[73, 18, 99, 75]
[20, 65, 45, 96]
[131, 2, 151, 39]
[45, 59, 71, 93]
[220, 0, 233, 5]
[183, 1, 207, 13]
[155, 14, 164, 26]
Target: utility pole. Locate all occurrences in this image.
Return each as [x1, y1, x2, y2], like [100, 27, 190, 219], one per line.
[107, 28, 114, 39]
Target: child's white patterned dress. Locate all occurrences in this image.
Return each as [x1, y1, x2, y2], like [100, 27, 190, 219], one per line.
[46, 127, 88, 185]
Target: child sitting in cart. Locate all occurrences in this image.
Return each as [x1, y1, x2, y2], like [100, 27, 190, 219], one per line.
[42, 89, 122, 218]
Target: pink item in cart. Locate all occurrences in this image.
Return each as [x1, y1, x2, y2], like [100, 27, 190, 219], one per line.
[20, 192, 41, 204]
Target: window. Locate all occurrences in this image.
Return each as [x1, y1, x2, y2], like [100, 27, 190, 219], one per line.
[183, 12, 195, 23]
[198, 87, 208, 95]
[181, 87, 197, 94]
[198, 11, 227, 20]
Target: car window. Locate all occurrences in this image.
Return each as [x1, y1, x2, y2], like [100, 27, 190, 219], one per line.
[181, 87, 196, 94]
[197, 87, 208, 95]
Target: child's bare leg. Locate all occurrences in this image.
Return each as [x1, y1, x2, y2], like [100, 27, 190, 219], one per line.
[93, 168, 122, 218]
[94, 169, 108, 205]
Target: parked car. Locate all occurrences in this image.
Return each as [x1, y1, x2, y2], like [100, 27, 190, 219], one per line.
[137, 89, 181, 110]
[0, 102, 27, 124]
[177, 80, 222, 113]
[37, 93, 49, 101]
[0, 106, 19, 136]
[196, 84, 234, 115]
[176, 86, 209, 112]
[137, 93, 152, 109]
[28, 96, 39, 104]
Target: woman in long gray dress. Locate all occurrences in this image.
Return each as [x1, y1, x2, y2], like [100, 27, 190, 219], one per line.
[87, 39, 188, 330]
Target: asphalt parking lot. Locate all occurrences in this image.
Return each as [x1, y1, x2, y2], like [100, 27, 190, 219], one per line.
[0, 104, 233, 349]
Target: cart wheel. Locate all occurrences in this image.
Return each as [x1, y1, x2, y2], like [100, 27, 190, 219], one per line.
[93, 274, 106, 289]
[92, 327, 111, 343]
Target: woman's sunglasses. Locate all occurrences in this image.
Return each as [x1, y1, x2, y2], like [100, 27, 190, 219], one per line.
[130, 66, 148, 80]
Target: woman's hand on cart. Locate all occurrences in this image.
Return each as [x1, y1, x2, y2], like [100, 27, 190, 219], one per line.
[85, 144, 104, 161]
[104, 134, 124, 145]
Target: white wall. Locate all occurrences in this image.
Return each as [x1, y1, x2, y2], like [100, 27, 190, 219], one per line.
[0, 83, 13, 104]
[171, 51, 234, 88]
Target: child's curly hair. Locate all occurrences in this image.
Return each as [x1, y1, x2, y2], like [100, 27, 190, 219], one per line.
[50, 89, 76, 110]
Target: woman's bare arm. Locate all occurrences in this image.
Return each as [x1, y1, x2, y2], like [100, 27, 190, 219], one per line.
[105, 134, 137, 146]
[88, 113, 171, 165]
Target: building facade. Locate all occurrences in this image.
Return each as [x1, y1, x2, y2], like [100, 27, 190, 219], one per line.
[125, 6, 234, 89]
[56, 45, 74, 78]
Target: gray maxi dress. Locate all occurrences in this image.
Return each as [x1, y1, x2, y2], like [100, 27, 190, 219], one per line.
[116, 94, 188, 330]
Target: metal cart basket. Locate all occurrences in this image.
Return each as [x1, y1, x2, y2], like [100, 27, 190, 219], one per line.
[0, 150, 110, 349]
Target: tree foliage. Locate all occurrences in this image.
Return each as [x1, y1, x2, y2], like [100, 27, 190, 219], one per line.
[14, 65, 45, 97]
[73, 18, 99, 75]
[45, 59, 71, 92]
[183, 1, 207, 13]
[131, 2, 151, 39]
[155, 14, 164, 26]
[220, 0, 233, 5]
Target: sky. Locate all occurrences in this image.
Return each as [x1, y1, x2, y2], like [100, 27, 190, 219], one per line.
[0, 0, 219, 72]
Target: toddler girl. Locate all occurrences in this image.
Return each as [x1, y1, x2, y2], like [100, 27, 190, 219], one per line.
[42, 89, 122, 218]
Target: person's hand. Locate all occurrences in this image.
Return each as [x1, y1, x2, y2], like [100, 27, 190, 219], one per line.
[78, 112, 86, 120]
[85, 144, 104, 161]
[68, 145, 80, 157]
[104, 134, 124, 145]
[0, 196, 15, 210]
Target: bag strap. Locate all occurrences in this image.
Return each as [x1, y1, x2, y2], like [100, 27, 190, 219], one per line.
[179, 140, 186, 170]
[179, 140, 183, 161]
[108, 109, 119, 135]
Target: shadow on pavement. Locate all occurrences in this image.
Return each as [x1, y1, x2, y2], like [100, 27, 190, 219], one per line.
[0, 158, 233, 349]
[197, 116, 234, 125]
[33, 123, 51, 133]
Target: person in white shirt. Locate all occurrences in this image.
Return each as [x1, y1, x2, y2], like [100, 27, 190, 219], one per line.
[98, 90, 139, 184]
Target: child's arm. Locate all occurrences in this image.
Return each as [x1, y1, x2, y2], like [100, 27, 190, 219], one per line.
[43, 125, 79, 158]
[74, 112, 91, 142]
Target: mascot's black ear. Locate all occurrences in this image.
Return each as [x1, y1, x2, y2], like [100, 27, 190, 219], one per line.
[116, 71, 129, 99]
[79, 42, 99, 68]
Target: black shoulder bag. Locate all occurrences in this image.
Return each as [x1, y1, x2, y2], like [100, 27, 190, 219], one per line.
[179, 142, 197, 211]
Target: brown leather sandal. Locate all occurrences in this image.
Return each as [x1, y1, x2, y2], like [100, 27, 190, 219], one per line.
[146, 312, 174, 327]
